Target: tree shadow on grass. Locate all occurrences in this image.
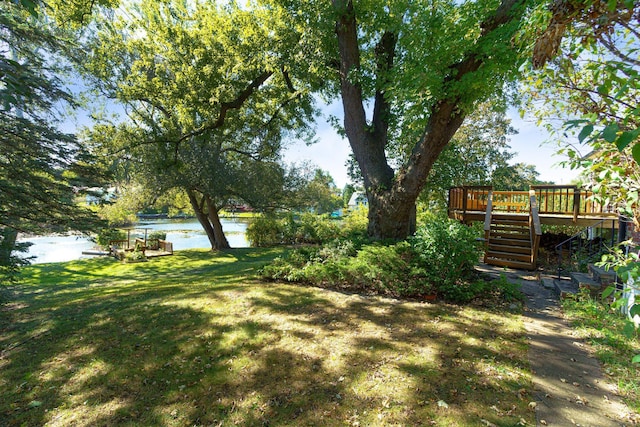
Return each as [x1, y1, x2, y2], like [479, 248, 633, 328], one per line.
[247, 286, 533, 426]
[1, 284, 282, 425]
[2, 251, 533, 426]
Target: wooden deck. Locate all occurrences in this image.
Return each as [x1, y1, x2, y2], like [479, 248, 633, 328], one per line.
[448, 185, 618, 227]
[109, 237, 174, 261]
[448, 185, 619, 270]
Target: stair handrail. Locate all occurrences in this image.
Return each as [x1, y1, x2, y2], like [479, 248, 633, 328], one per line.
[529, 190, 542, 267]
[554, 217, 618, 279]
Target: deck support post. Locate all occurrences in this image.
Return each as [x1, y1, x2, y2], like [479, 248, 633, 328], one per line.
[573, 187, 580, 223]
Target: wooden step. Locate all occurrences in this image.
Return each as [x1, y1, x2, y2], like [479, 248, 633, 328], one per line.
[484, 257, 534, 270]
[490, 232, 530, 242]
[488, 243, 532, 254]
[491, 213, 529, 222]
[490, 225, 529, 233]
[486, 250, 532, 263]
[492, 219, 529, 227]
[489, 240, 531, 250]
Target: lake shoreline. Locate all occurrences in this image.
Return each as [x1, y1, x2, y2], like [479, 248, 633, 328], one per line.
[17, 218, 251, 264]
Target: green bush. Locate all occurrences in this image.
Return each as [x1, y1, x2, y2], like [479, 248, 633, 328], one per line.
[124, 246, 146, 262]
[146, 231, 167, 250]
[411, 217, 481, 301]
[148, 231, 166, 241]
[247, 213, 343, 247]
[342, 206, 368, 238]
[262, 240, 435, 297]
[95, 228, 127, 248]
[261, 215, 491, 302]
[296, 213, 341, 243]
[246, 216, 283, 247]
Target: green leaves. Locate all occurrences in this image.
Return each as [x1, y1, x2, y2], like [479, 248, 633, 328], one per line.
[522, 0, 640, 225]
[19, 0, 38, 17]
[602, 124, 619, 143]
[616, 130, 640, 151]
[601, 285, 615, 300]
[578, 124, 594, 143]
[633, 144, 640, 166]
[82, 0, 320, 244]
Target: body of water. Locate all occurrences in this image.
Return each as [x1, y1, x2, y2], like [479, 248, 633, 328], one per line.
[18, 218, 250, 264]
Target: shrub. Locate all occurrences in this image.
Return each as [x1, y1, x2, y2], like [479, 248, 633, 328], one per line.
[411, 217, 481, 300]
[146, 231, 167, 250]
[246, 216, 283, 247]
[247, 213, 343, 247]
[148, 231, 166, 241]
[342, 205, 368, 238]
[297, 213, 341, 243]
[124, 247, 146, 263]
[95, 228, 127, 249]
[261, 215, 487, 302]
[262, 240, 434, 297]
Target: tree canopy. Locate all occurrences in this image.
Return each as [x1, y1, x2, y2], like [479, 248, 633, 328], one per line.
[81, 0, 317, 249]
[269, 0, 540, 238]
[524, 0, 639, 221]
[1, 1, 106, 276]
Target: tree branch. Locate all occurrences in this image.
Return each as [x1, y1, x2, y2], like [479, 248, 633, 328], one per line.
[175, 70, 273, 145]
[371, 31, 397, 142]
[333, 0, 394, 190]
[400, 0, 524, 196]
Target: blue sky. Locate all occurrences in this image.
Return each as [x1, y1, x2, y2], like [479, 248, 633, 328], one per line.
[284, 102, 581, 189]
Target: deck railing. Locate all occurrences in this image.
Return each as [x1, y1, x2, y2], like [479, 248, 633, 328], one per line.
[531, 185, 615, 220]
[492, 191, 530, 213]
[158, 239, 173, 254]
[448, 186, 492, 214]
[483, 190, 494, 256]
[449, 185, 616, 219]
[108, 239, 130, 250]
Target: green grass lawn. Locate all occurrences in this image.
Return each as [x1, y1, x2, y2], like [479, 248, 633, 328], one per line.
[1, 249, 533, 426]
[561, 291, 640, 414]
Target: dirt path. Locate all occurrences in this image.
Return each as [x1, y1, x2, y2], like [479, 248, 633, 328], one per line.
[476, 264, 637, 426]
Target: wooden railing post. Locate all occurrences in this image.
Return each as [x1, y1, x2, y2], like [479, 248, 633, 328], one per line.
[483, 190, 493, 264]
[573, 187, 580, 223]
[462, 186, 468, 215]
[529, 190, 542, 267]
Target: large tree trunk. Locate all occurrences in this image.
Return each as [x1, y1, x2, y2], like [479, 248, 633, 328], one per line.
[205, 196, 230, 249]
[186, 189, 231, 250]
[0, 227, 18, 267]
[367, 191, 417, 239]
[186, 189, 225, 250]
[333, 0, 522, 240]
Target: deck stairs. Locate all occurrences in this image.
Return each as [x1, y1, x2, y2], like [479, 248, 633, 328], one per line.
[484, 213, 535, 270]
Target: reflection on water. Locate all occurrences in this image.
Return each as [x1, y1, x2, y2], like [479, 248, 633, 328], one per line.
[18, 218, 250, 264]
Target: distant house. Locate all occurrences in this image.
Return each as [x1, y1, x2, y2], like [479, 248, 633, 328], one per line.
[348, 191, 368, 209]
